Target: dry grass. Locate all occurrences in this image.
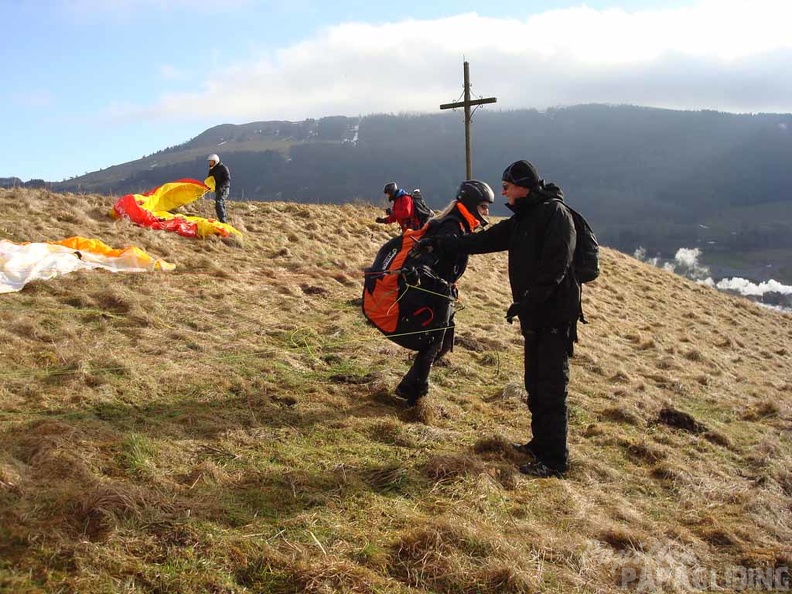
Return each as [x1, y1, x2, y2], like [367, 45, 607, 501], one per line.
[0, 187, 790, 592]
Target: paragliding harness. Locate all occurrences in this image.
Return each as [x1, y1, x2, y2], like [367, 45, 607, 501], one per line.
[363, 223, 461, 351]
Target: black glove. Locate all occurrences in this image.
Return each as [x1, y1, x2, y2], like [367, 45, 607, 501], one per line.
[385, 208, 392, 216]
[413, 236, 439, 252]
[505, 302, 521, 324]
[403, 267, 419, 285]
[375, 217, 388, 224]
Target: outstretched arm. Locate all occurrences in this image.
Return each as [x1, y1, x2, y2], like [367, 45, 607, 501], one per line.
[444, 218, 512, 255]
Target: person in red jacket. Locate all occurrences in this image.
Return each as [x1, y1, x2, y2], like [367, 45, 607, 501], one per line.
[375, 182, 421, 231]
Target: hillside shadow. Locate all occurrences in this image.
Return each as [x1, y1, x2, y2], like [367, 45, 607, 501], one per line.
[0, 397, 479, 547]
[67, 384, 411, 439]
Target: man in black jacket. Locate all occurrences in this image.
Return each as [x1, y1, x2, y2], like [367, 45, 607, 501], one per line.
[419, 160, 580, 478]
[207, 154, 230, 223]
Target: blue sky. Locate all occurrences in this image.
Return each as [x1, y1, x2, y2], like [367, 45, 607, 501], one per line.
[3, 0, 791, 182]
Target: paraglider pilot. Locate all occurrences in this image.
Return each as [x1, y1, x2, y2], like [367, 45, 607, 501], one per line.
[207, 154, 230, 223]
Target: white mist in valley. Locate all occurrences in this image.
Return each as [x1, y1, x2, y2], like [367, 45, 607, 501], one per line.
[633, 247, 792, 313]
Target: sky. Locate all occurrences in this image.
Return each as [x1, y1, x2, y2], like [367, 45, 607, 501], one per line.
[3, 0, 792, 182]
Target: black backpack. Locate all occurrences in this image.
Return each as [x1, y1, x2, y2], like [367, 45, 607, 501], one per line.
[555, 200, 599, 329]
[564, 204, 600, 284]
[410, 191, 433, 228]
[548, 198, 599, 284]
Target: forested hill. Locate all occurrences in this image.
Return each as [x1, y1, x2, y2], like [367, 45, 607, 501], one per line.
[26, 105, 792, 281]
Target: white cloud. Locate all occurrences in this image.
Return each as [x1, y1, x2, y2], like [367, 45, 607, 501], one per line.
[106, 1, 792, 123]
[674, 248, 704, 270]
[711, 277, 792, 296]
[637, 245, 792, 305]
[667, 247, 711, 280]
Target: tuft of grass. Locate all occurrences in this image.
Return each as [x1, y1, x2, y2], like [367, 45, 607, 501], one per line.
[118, 433, 156, 476]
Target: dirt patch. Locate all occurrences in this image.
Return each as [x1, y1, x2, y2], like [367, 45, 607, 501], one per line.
[654, 407, 707, 434]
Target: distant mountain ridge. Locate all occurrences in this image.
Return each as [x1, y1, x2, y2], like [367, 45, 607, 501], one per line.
[10, 104, 792, 282]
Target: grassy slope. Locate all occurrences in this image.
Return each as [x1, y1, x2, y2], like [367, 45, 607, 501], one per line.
[0, 188, 790, 593]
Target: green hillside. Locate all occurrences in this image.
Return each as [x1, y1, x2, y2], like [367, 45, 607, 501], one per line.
[1, 187, 790, 593]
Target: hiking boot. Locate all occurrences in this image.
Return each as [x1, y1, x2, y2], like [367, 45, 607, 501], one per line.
[395, 380, 429, 403]
[394, 384, 411, 400]
[406, 382, 429, 407]
[519, 461, 565, 479]
[511, 441, 539, 458]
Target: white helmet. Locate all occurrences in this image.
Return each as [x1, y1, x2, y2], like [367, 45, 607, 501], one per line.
[207, 154, 220, 164]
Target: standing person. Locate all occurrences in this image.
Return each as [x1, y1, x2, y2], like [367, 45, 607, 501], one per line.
[207, 154, 230, 223]
[395, 180, 494, 406]
[418, 160, 580, 478]
[375, 182, 420, 232]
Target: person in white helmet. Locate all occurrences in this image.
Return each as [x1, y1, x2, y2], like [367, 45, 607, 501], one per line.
[206, 154, 230, 223]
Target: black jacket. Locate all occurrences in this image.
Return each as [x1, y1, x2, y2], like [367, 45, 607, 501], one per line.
[208, 162, 231, 192]
[422, 204, 473, 285]
[443, 183, 580, 329]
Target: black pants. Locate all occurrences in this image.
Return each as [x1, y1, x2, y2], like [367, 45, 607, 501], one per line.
[215, 186, 229, 223]
[523, 326, 571, 472]
[399, 321, 454, 400]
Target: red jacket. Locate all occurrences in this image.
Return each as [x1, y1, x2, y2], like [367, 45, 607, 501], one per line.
[384, 191, 419, 231]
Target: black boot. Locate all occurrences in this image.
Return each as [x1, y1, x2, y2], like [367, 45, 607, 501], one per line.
[519, 461, 566, 479]
[406, 381, 429, 407]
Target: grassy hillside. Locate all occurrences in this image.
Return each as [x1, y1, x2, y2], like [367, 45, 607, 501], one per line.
[1, 188, 790, 593]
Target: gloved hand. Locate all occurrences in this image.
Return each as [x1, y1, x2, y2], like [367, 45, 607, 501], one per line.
[385, 208, 392, 216]
[413, 236, 439, 252]
[375, 217, 388, 224]
[403, 267, 419, 285]
[505, 302, 521, 324]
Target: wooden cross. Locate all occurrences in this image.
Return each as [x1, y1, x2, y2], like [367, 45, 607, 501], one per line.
[439, 60, 497, 179]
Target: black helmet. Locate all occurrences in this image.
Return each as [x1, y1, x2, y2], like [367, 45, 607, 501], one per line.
[383, 182, 398, 200]
[456, 180, 494, 225]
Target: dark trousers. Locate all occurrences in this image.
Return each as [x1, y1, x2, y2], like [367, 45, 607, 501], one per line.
[215, 186, 229, 223]
[523, 326, 571, 472]
[399, 322, 454, 400]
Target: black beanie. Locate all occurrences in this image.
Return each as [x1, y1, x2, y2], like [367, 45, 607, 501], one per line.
[502, 160, 540, 189]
